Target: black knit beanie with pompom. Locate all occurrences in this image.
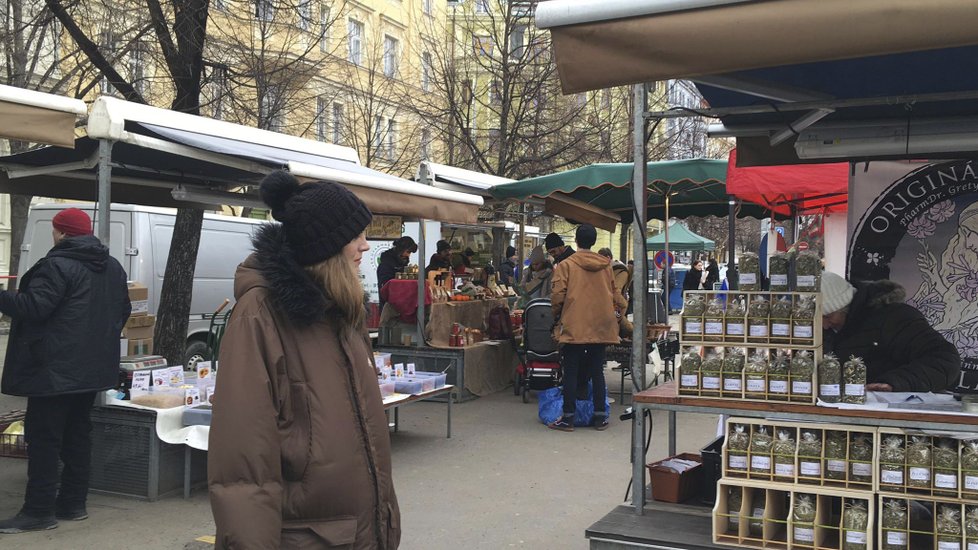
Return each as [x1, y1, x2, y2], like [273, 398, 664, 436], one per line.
[259, 170, 373, 266]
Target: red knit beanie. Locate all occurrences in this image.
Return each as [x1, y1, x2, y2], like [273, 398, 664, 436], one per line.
[52, 208, 93, 237]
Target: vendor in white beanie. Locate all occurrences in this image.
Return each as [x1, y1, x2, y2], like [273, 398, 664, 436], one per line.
[820, 271, 960, 393]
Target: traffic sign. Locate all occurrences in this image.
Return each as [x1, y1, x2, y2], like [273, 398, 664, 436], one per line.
[797, 241, 810, 251]
[653, 250, 675, 269]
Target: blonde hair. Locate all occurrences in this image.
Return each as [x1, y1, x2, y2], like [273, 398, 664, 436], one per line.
[305, 254, 366, 329]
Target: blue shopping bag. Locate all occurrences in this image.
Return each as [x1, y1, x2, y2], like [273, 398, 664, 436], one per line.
[538, 382, 610, 426]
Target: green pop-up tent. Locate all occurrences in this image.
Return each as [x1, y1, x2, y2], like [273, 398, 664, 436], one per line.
[646, 222, 715, 251]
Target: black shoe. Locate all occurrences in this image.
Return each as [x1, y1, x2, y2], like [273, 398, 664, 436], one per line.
[593, 417, 610, 431]
[55, 507, 88, 521]
[548, 418, 574, 432]
[0, 512, 57, 534]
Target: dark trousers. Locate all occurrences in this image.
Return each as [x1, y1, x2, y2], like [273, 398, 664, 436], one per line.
[23, 392, 97, 517]
[559, 344, 607, 419]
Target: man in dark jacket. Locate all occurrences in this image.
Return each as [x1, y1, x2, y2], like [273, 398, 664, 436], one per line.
[544, 232, 574, 265]
[425, 239, 453, 274]
[0, 208, 130, 534]
[820, 271, 960, 393]
[499, 246, 518, 286]
[377, 236, 418, 308]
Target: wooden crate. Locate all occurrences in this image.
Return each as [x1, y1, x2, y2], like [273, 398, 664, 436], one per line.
[878, 428, 978, 501]
[876, 493, 974, 550]
[677, 346, 822, 404]
[680, 291, 822, 349]
[713, 478, 874, 550]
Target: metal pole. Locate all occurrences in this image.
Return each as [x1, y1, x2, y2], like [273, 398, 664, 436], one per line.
[664, 193, 677, 457]
[96, 139, 113, 245]
[518, 203, 526, 281]
[630, 83, 648, 515]
[728, 199, 737, 289]
[417, 163, 431, 348]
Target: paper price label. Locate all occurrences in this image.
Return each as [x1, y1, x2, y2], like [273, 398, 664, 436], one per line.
[881, 469, 904, 484]
[936, 473, 957, 489]
[794, 527, 814, 543]
[939, 542, 961, 550]
[800, 461, 821, 476]
[965, 475, 978, 491]
[746, 379, 766, 392]
[702, 376, 721, 390]
[769, 380, 788, 393]
[196, 362, 213, 380]
[827, 459, 846, 473]
[394, 363, 405, 377]
[723, 378, 743, 391]
[740, 273, 757, 285]
[968, 542, 978, 550]
[705, 321, 724, 335]
[751, 455, 771, 470]
[152, 368, 171, 387]
[752, 507, 764, 519]
[886, 531, 908, 546]
[770, 274, 788, 287]
[909, 467, 931, 482]
[680, 374, 699, 388]
[185, 388, 200, 407]
[407, 363, 416, 375]
[845, 383, 866, 397]
[793, 325, 814, 338]
[775, 463, 795, 476]
[792, 381, 812, 395]
[726, 323, 745, 335]
[132, 371, 151, 391]
[206, 386, 215, 405]
[771, 323, 790, 336]
[748, 324, 768, 337]
[169, 366, 185, 386]
[845, 531, 867, 545]
[819, 384, 841, 397]
[797, 275, 816, 288]
[852, 462, 872, 477]
[685, 321, 703, 334]
[728, 455, 748, 469]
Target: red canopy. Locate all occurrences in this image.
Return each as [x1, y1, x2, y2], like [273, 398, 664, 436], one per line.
[726, 149, 849, 215]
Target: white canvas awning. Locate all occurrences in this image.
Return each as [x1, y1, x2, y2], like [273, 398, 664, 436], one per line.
[0, 85, 87, 148]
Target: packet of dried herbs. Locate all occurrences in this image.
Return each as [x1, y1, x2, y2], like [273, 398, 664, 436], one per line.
[747, 296, 770, 341]
[722, 349, 745, 397]
[965, 506, 978, 543]
[791, 493, 816, 545]
[769, 253, 790, 292]
[749, 425, 774, 475]
[795, 251, 821, 291]
[797, 430, 823, 480]
[727, 424, 750, 472]
[937, 504, 962, 549]
[934, 437, 960, 494]
[679, 348, 701, 393]
[725, 297, 746, 337]
[879, 435, 907, 488]
[682, 294, 706, 335]
[703, 298, 725, 341]
[792, 295, 816, 341]
[767, 351, 790, 401]
[745, 352, 769, 397]
[842, 356, 867, 404]
[818, 353, 842, 403]
[963, 440, 978, 493]
[748, 489, 766, 537]
[824, 430, 848, 481]
[907, 435, 933, 489]
[769, 296, 793, 342]
[849, 433, 874, 484]
[700, 350, 723, 396]
[739, 253, 760, 291]
[881, 499, 909, 550]
[773, 429, 797, 479]
[842, 500, 870, 550]
[726, 487, 743, 533]
[789, 350, 815, 399]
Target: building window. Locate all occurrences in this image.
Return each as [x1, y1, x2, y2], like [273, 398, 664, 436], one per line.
[475, 0, 489, 14]
[373, 115, 384, 158]
[320, 6, 330, 52]
[386, 119, 397, 160]
[298, 0, 312, 31]
[331, 102, 344, 144]
[261, 86, 284, 132]
[423, 0, 433, 16]
[348, 18, 363, 65]
[510, 25, 526, 58]
[472, 35, 492, 57]
[99, 29, 116, 95]
[213, 0, 227, 12]
[316, 97, 327, 141]
[421, 128, 431, 159]
[421, 51, 432, 92]
[130, 41, 146, 96]
[256, 0, 274, 21]
[207, 65, 227, 120]
[383, 35, 399, 78]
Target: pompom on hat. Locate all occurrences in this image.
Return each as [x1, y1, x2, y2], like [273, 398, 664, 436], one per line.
[260, 170, 372, 266]
[52, 208, 93, 237]
[820, 271, 856, 315]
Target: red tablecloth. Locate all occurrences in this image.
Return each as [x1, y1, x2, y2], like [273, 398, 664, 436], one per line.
[380, 279, 433, 324]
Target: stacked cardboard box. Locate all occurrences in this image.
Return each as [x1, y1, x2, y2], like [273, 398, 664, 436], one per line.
[122, 283, 153, 355]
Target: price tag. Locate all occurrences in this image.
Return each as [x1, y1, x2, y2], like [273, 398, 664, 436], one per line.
[407, 363, 416, 375]
[740, 273, 757, 285]
[750, 455, 771, 470]
[852, 462, 872, 477]
[800, 461, 821, 476]
[939, 542, 961, 550]
[681, 374, 699, 388]
[935, 473, 957, 489]
[968, 542, 978, 550]
[747, 379, 766, 392]
[827, 459, 846, 473]
[886, 531, 908, 546]
[685, 320, 703, 334]
[748, 324, 768, 337]
[132, 371, 151, 391]
[881, 468, 904, 484]
[819, 384, 841, 397]
[792, 381, 812, 395]
[184, 388, 200, 407]
[702, 376, 721, 390]
[909, 467, 931, 482]
[723, 378, 743, 391]
[775, 463, 795, 476]
[769, 380, 788, 394]
[796, 275, 816, 288]
[752, 507, 764, 519]
[793, 527, 814, 542]
[793, 325, 814, 338]
[965, 475, 978, 491]
[845, 531, 867, 545]
[152, 368, 171, 387]
[726, 323, 745, 336]
[845, 383, 866, 397]
[770, 274, 788, 288]
[728, 455, 748, 469]
[771, 323, 790, 336]
[395, 363, 405, 377]
[206, 386, 216, 405]
[705, 321, 724, 335]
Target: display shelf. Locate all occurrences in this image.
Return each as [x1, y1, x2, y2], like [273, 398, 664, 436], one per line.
[877, 429, 978, 501]
[678, 346, 821, 404]
[876, 494, 975, 550]
[680, 291, 822, 349]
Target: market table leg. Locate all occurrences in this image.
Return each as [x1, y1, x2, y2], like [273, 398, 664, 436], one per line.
[446, 390, 452, 439]
[184, 445, 191, 499]
[394, 407, 399, 433]
[668, 411, 677, 456]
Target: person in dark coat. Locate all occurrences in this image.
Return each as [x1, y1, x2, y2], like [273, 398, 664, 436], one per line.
[0, 208, 130, 534]
[499, 246, 518, 286]
[704, 257, 720, 290]
[425, 240, 453, 274]
[377, 236, 418, 307]
[820, 271, 961, 393]
[544, 232, 574, 265]
[683, 260, 704, 292]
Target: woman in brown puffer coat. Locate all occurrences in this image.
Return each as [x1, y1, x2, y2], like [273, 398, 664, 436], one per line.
[208, 171, 400, 549]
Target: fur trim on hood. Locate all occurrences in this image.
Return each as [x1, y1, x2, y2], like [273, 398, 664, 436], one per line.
[855, 279, 907, 309]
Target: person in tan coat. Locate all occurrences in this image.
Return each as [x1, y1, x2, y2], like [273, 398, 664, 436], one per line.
[550, 224, 627, 432]
[208, 171, 400, 549]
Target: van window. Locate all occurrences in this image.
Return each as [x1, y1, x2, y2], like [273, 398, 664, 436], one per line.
[20, 214, 129, 279]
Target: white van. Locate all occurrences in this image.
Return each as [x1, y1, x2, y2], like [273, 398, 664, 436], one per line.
[18, 203, 264, 366]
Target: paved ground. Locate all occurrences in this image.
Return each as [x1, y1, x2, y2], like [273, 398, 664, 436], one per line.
[0, 334, 719, 549]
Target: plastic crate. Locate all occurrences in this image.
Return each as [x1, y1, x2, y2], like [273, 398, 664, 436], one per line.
[701, 435, 725, 505]
[393, 376, 434, 394]
[0, 410, 27, 459]
[89, 406, 206, 501]
[413, 371, 447, 389]
[647, 452, 704, 503]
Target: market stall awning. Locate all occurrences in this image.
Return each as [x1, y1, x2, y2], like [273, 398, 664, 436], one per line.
[646, 222, 714, 252]
[417, 161, 514, 198]
[0, 85, 87, 148]
[489, 159, 779, 224]
[725, 149, 848, 215]
[536, 0, 978, 94]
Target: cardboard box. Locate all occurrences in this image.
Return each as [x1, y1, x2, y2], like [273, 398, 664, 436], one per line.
[125, 314, 155, 329]
[127, 337, 153, 356]
[123, 324, 155, 340]
[128, 282, 149, 316]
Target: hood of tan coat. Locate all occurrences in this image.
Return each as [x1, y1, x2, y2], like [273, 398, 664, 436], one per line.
[564, 249, 610, 272]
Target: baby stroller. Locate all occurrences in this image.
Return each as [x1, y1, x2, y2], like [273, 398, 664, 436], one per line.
[514, 298, 562, 403]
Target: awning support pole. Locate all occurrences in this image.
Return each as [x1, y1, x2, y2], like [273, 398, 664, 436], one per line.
[630, 83, 648, 515]
[728, 198, 737, 289]
[417, 163, 432, 348]
[664, 193, 677, 458]
[96, 139, 113, 245]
